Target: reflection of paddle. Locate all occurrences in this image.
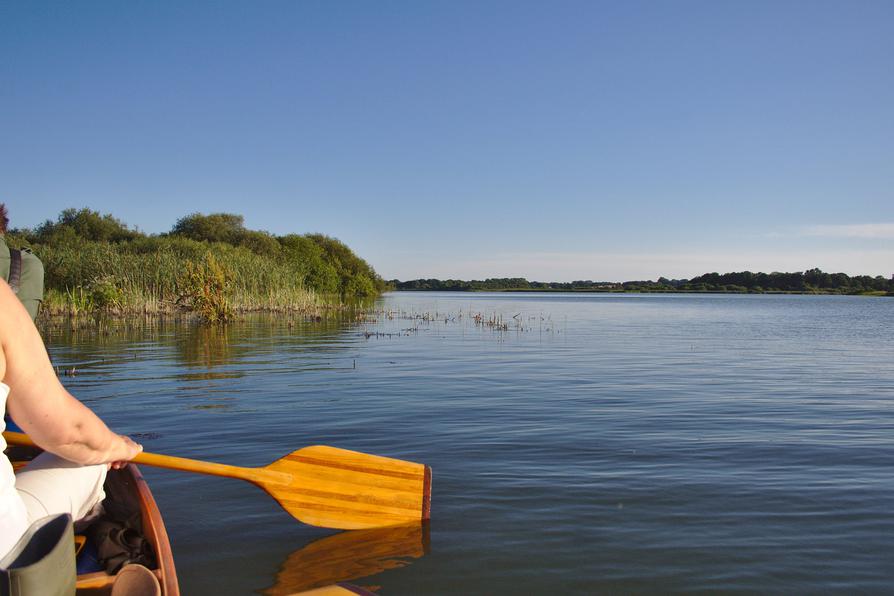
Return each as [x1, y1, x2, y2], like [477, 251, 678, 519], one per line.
[3, 431, 431, 530]
[263, 524, 429, 595]
[287, 584, 377, 596]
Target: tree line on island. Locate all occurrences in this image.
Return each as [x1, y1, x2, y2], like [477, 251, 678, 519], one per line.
[7, 208, 386, 320]
[391, 269, 894, 295]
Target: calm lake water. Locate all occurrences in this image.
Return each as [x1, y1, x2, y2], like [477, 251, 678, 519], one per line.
[42, 292, 894, 594]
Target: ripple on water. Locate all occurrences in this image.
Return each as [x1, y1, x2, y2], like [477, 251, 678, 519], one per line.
[43, 294, 894, 593]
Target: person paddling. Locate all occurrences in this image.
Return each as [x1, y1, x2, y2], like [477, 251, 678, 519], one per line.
[0, 277, 142, 584]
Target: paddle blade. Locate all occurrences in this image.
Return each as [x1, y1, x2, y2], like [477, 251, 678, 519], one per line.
[263, 446, 431, 530]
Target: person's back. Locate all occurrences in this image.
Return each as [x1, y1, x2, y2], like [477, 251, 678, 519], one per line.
[0, 241, 43, 321]
[0, 205, 44, 321]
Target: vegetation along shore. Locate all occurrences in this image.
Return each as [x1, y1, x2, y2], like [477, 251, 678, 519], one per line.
[392, 271, 894, 296]
[8, 208, 890, 326]
[7, 208, 386, 322]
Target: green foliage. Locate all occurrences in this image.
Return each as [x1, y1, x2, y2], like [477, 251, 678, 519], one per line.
[305, 234, 385, 297]
[279, 234, 340, 293]
[88, 276, 126, 311]
[31, 208, 140, 244]
[3, 231, 35, 250]
[177, 252, 233, 323]
[170, 213, 282, 258]
[393, 269, 894, 295]
[342, 273, 376, 298]
[682, 270, 892, 294]
[166, 215, 384, 296]
[170, 213, 245, 243]
[236, 229, 281, 257]
[23, 208, 386, 318]
[63, 286, 94, 316]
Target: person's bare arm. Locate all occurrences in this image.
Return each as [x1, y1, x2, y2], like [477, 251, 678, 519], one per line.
[0, 280, 141, 465]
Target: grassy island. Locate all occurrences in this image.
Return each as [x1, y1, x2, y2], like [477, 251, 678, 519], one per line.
[8, 208, 386, 322]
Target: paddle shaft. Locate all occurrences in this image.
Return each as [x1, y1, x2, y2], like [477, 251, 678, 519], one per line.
[2, 431, 289, 484]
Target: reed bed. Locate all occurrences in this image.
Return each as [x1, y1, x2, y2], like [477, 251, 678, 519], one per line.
[35, 239, 335, 321]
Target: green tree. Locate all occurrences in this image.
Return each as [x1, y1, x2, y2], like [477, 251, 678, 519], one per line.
[306, 234, 384, 297]
[235, 229, 281, 257]
[279, 234, 340, 294]
[170, 213, 246, 243]
[34, 208, 140, 244]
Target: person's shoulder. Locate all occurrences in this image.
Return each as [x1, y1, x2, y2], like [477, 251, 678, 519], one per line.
[0, 238, 36, 258]
[1, 242, 42, 267]
[20, 248, 43, 274]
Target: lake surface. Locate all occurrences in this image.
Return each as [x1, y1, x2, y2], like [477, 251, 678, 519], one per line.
[42, 292, 894, 594]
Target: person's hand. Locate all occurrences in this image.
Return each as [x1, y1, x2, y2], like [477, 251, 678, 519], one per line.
[109, 434, 143, 470]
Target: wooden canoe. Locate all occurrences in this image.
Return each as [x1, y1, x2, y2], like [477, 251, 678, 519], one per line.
[8, 445, 179, 596]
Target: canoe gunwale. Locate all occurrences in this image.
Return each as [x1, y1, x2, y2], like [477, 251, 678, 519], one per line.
[127, 463, 179, 596]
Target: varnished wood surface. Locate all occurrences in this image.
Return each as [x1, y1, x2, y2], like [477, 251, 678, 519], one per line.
[74, 571, 116, 590]
[267, 446, 431, 529]
[129, 463, 180, 596]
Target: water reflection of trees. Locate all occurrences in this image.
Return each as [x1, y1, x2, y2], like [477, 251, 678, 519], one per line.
[40, 312, 361, 377]
[173, 314, 358, 374]
[178, 323, 235, 378]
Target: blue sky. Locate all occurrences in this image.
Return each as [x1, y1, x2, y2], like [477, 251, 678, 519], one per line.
[1, 1, 892, 281]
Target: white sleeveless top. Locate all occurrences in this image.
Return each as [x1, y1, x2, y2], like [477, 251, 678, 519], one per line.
[1, 382, 30, 558]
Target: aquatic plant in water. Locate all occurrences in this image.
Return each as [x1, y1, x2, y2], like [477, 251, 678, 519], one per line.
[176, 252, 234, 324]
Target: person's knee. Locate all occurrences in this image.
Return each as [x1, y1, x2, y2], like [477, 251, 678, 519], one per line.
[15, 456, 107, 522]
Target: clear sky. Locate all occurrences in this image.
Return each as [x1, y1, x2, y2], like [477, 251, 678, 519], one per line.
[1, 1, 892, 282]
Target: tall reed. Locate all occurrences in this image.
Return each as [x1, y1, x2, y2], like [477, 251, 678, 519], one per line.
[35, 237, 330, 319]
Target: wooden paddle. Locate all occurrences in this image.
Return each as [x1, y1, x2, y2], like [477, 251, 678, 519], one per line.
[3, 431, 431, 530]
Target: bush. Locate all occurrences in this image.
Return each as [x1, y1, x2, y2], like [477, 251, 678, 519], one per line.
[23, 208, 387, 318]
[306, 234, 386, 295]
[34, 208, 140, 244]
[235, 229, 281, 257]
[89, 276, 126, 311]
[170, 213, 245, 243]
[176, 252, 233, 323]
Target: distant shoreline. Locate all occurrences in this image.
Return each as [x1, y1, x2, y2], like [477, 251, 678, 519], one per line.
[391, 288, 891, 296]
[388, 270, 893, 296]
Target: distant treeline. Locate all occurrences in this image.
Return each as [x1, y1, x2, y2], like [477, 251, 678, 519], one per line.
[8, 208, 385, 319]
[391, 269, 894, 295]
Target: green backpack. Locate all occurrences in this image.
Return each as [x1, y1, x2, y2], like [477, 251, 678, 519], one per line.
[0, 238, 44, 321]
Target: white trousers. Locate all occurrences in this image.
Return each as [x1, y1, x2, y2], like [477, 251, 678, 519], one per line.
[0, 453, 107, 559]
[15, 452, 107, 524]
